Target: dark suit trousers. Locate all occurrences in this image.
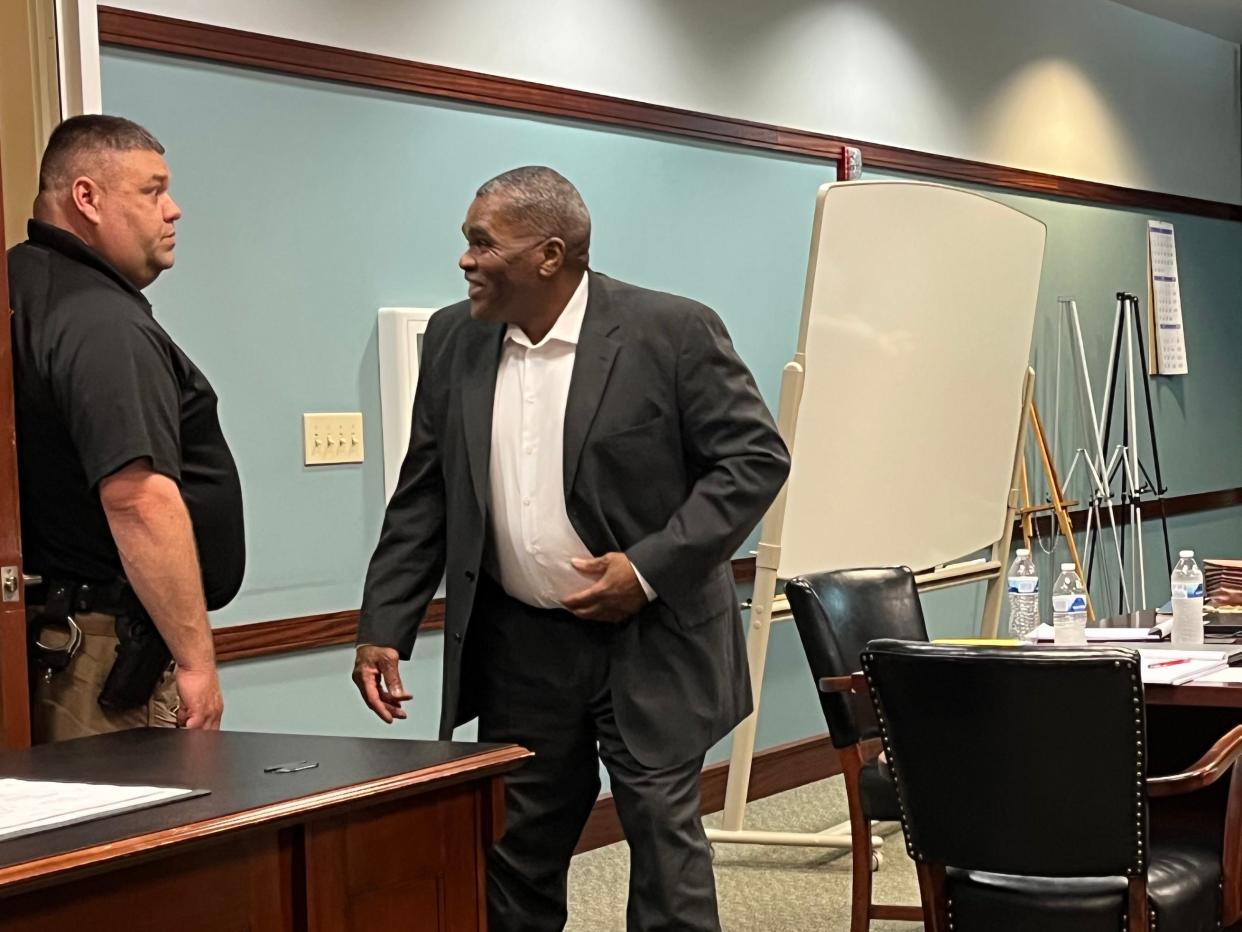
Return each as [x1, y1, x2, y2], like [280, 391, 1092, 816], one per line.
[467, 577, 720, 932]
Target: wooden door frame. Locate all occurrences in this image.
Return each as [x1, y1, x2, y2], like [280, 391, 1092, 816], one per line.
[0, 151, 32, 750]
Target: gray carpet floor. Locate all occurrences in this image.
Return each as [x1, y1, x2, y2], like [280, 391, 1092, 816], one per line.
[566, 776, 924, 931]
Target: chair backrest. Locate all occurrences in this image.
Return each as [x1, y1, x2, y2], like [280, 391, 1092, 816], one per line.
[785, 567, 928, 748]
[862, 640, 1148, 878]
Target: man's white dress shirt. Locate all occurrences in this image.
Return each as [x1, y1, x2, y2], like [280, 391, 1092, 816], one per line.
[488, 274, 654, 609]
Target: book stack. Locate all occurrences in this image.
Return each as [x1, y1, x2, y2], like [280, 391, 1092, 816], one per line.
[1204, 559, 1242, 609]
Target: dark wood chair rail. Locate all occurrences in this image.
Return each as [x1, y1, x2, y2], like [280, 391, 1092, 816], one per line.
[96, 6, 1242, 223]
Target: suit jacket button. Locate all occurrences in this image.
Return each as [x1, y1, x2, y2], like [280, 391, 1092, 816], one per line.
[465, 570, 475, 582]
[453, 632, 462, 642]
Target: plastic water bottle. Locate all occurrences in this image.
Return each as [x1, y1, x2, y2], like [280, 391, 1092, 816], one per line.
[1007, 548, 1041, 639]
[1051, 563, 1088, 646]
[1170, 550, 1205, 646]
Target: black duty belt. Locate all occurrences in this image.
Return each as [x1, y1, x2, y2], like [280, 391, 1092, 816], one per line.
[27, 579, 143, 618]
[27, 579, 143, 684]
[27, 578, 170, 709]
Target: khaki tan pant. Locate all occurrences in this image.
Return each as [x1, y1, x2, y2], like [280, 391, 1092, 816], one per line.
[29, 609, 180, 744]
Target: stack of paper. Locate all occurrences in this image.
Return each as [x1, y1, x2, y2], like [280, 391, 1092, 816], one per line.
[0, 779, 199, 842]
[1137, 648, 1230, 685]
[1204, 559, 1242, 608]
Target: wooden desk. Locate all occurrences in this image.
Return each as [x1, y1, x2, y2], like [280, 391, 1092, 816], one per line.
[0, 729, 531, 931]
[1146, 681, 1242, 709]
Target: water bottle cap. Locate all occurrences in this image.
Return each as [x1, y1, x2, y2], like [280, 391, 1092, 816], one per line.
[1060, 563, 1076, 571]
[1179, 550, 1194, 558]
[1015, 548, 1030, 556]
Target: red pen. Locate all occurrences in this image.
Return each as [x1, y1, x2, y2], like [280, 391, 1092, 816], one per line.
[1149, 658, 1192, 669]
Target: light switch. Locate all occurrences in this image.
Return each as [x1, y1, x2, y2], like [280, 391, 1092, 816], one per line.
[303, 412, 364, 465]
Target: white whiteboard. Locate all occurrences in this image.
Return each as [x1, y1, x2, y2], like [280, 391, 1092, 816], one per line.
[377, 307, 438, 501]
[777, 181, 1046, 580]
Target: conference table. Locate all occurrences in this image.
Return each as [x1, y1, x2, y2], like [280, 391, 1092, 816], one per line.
[1093, 609, 1242, 710]
[0, 729, 531, 931]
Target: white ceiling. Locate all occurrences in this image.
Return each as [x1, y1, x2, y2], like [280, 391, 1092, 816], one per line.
[1111, 0, 1242, 44]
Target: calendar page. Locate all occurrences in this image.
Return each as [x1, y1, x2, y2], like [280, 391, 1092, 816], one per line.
[1147, 220, 1188, 375]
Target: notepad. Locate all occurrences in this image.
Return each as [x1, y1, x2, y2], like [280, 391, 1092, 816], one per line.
[1136, 649, 1230, 685]
[0, 778, 203, 842]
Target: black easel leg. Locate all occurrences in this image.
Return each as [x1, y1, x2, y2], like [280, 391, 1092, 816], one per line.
[1129, 295, 1173, 577]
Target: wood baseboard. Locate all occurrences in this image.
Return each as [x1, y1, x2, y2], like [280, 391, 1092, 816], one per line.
[574, 733, 860, 854]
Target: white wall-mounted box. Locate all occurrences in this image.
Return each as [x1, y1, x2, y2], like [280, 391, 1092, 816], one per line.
[377, 307, 439, 500]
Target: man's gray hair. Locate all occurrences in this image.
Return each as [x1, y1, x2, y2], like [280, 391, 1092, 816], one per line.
[39, 114, 165, 193]
[477, 166, 591, 269]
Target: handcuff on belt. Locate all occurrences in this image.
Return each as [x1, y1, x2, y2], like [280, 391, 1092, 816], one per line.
[28, 581, 85, 683]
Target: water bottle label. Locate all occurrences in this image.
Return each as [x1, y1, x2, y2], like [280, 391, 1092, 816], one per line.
[1171, 581, 1204, 599]
[1052, 594, 1087, 613]
[1007, 577, 1038, 594]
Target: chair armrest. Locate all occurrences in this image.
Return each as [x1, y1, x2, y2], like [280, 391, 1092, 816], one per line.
[818, 672, 868, 694]
[1147, 725, 1242, 797]
[818, 674, 857, 694]
[1223, 764, 1242, 924]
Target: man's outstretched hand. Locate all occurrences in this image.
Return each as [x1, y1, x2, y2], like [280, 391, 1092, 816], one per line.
[563, 553, 648, 622]
[352, 645, 411, 723]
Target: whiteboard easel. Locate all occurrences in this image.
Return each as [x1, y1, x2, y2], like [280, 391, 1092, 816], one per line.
[706, 181, 1046, 852]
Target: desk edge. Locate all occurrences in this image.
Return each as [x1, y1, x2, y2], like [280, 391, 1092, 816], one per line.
[0, 743, 532, 891]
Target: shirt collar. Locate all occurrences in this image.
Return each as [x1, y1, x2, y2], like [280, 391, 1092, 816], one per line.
[25, 219, 152, 310]
[505, 272, 588, 349]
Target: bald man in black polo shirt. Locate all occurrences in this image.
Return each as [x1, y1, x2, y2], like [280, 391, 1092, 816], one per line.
[7, 115, 244, 741]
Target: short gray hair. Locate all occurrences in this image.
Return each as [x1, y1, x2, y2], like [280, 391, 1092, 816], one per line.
[39, 114, 165, 192]
[477, 166, 591, 269]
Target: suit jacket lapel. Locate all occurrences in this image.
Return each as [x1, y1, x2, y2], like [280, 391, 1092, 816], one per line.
[461, 323, 505, 514]
[563, 272, 621, 497]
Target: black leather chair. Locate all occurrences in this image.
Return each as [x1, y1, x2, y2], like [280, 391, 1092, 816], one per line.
[860, 640, 1242, 932]
[785, 567, 928, 931]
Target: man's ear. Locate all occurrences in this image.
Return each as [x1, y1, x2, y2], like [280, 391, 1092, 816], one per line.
[537, 237, 567, 278]
[70, 176, 104, 226]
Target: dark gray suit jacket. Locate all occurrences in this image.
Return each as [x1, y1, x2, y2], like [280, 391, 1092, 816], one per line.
[358, 272, 790, 768]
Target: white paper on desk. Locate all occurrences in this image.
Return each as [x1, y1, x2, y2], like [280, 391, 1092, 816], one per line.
[1147, 220, 1188, 375]
[0, 779, 199, 842]
[1137, 648, 1228, 685]
[1188, 667, 1242, 685]
[1025, 623, 1165, 642]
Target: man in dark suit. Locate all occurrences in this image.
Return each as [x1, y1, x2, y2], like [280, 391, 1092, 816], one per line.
[353, 166, 789, 931]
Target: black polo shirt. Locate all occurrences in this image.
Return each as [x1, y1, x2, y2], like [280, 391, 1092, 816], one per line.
[7, 220, 245, 610]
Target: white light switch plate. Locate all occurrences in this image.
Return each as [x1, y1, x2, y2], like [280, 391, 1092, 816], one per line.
[303, 412, 364, 465]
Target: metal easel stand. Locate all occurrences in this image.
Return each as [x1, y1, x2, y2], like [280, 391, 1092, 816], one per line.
[1081, 294, 1173, 612]
[1054, 297, 1128, 616]
[704, 363, 1034, 861]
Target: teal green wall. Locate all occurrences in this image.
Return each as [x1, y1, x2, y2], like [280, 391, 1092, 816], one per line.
[100, 49, 1242, 778]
